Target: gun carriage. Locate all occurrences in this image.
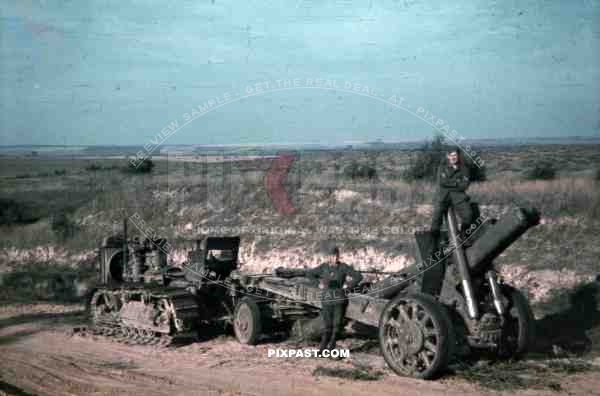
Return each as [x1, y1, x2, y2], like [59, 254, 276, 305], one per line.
[228, 205, 540, 379]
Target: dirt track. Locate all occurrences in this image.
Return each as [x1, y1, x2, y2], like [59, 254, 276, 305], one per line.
[1, 304, 600, 396]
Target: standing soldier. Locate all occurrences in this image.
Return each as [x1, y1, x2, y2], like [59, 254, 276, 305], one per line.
[430, 147, 474, 248]
[307, 245, 362, 353]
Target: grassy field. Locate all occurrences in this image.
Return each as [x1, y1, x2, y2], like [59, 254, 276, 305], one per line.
[1, 144, 600, 393]
[0, 144, 599, 305]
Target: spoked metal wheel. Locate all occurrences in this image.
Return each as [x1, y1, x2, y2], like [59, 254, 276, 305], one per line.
[379, 293, 451, 379]
[234, 298, 262, 345]
[498, 285, 535, 359]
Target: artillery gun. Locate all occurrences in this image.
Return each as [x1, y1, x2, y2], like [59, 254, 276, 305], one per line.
[229, 205, 540, 379]
[87, 220, 241, 345]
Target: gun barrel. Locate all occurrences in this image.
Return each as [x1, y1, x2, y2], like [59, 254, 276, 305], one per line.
[466, 206, 540, 273]
[367, 206, 540, 299]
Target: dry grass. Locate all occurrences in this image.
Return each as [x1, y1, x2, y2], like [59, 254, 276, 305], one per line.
[312, 365, 384, 381]
[448, 358, 599, 392]
[0, 144, 599, 307]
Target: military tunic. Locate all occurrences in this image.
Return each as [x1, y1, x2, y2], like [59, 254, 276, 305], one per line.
[431, 161, 474, 235]
[306, 261, 363, 304]
[306, 261, 362, 350]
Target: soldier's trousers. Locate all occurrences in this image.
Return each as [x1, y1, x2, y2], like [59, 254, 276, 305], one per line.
[319, 301, 347, 351]
[431, 198, 474, 237]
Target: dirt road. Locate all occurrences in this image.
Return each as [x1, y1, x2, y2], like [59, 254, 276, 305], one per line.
[1, 303, 599, 396]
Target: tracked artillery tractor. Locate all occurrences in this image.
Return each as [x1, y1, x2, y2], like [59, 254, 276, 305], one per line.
[87, 220, 241, 346]
[230, 205, 540, 379]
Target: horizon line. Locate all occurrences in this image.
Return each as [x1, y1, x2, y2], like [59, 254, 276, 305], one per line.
[1, 135, 599, 148]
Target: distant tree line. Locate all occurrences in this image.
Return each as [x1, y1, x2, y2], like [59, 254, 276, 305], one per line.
[338, 135, 488, 183]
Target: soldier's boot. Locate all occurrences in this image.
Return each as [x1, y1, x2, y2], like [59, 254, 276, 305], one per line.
[319, 334, 329, 353]
[456, 200, 475, 247]
[327, 339, 344, 360]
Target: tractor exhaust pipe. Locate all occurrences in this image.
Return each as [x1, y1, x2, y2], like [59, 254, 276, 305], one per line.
[123, 218, 128, 278]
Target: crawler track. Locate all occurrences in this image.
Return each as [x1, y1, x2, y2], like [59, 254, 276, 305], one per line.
[82, 287, 201, 348]
[73, 325, 174, 347]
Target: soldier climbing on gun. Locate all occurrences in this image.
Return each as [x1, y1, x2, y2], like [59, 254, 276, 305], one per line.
[430, 147, 475, 253]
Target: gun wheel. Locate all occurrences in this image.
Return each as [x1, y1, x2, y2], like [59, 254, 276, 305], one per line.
[379, 293, 451, 379]
[234, 298, 262, 345]
[498, 285, 535, 359]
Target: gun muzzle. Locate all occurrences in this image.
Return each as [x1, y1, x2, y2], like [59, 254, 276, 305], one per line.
[466, 206, 540, 273]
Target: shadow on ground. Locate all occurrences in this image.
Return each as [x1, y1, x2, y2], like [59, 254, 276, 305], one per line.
[0, 310, 86, 346]
[0, 380, 38, 396]
[532, 281, 600, 357]
[449, 280, 600, 392]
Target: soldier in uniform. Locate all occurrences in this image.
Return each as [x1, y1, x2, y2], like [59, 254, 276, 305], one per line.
[430, 147, 474, 248]
[307, 245, 362, 352]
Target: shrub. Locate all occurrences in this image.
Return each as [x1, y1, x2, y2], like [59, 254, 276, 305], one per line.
[402, 135, 446, 182]
[85, 163, 102, 171]
[463, 153, 487, 183]
[0, 261, 95, 302]
[125, 158, 154, 174]
[343, 161, 377, 181]
[0, 198, 41, 225]
[54, 169, 67, 176]
[524, 162, 556, 180]
[51, 211, 77, 240]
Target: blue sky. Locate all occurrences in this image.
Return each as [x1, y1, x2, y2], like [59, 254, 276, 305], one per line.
[0, 0, 599, 145]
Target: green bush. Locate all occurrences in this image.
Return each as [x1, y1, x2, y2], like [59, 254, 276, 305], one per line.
[51, 211, 77, 240]
[524, 162, 556, 180]
[402, 135, 446, 182]
[125, 158, 154, 174]
[0, 198, 41, 225]
[343, 161, 377, 181]
[463, 153, 487, 183]
[85, 163, 102, 171]
[0, 261, 96, 302]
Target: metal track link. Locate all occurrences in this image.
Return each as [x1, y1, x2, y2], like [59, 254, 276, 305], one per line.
[74, 324, 174, 348]
[84, 287, 197, 348]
